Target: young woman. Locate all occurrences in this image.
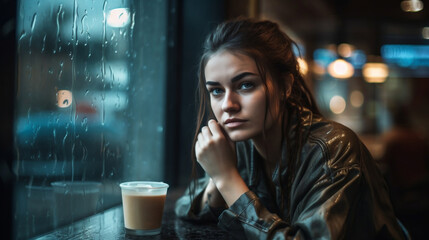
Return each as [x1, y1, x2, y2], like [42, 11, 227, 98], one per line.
[175, 18, 408, 239]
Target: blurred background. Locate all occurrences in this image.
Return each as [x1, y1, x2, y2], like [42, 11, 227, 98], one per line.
[0, 0, 428, 239]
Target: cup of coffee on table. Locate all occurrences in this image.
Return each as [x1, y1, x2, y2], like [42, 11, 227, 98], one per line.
[119, 181, 169, 236]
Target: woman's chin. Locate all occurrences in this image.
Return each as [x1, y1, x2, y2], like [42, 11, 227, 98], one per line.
[227, 131, 252, 142]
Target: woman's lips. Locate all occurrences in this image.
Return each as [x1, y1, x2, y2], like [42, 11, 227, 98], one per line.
[224, 119, 247, 128]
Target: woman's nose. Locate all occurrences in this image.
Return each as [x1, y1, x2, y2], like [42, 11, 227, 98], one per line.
[221, 91, 240, 112]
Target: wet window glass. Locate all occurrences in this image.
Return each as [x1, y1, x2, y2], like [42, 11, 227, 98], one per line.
[13, 0, 169, 238]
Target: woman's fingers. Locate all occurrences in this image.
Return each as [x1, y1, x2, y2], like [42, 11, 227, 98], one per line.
[197, 132, 203, 145]
[208, 119, 223, 139]
[208, 119, 235, 151]
[201, 125, 212, 140]
[195, 124, 213, 157]
[196, 119, 230, 159]
[194, 119, 238, 179]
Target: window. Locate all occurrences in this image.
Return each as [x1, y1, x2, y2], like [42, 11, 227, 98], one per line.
[13, 0, 169, 238]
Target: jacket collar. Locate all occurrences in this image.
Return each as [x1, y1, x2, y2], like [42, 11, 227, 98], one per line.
[247, 106, 316, 187]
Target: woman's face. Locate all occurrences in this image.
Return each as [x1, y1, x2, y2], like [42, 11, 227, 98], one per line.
[204, 50, 279, 142]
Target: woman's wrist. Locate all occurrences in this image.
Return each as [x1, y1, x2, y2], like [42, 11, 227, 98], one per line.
[212, 170, 249, 207]
[201, 178, 226, 211]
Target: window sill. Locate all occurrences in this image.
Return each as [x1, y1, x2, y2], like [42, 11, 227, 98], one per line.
[35, 188, 232, 239]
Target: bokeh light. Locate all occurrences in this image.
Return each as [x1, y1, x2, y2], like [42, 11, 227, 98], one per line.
[401, 0, 424, 12]
[327, 59, 355, 79]
[57, 90, 73, 108]
[350, 90, 364, 108]
[329, 95, 346, 114]
[338, 43, 354, 58]
[107, 8, 131, 28]
[363, 63, 389, 83]
[422, 27, 429, 39]
[297, 58, 308, 75]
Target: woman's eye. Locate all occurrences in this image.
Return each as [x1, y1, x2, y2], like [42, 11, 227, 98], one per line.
[240, 82, 254, 90]
[209, 88, 223, 96]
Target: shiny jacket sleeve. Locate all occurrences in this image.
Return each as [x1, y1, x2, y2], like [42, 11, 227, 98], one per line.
[217, 124, 407, 239]
[175, 175, 227, 222]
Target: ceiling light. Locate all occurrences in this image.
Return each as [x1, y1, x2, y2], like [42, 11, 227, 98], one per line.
[327, 59, 355, 79]
[401, 0, 424, 12]
[362, 62, 389, 83]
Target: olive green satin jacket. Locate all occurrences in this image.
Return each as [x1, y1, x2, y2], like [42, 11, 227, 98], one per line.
[175, 109, 408, 239]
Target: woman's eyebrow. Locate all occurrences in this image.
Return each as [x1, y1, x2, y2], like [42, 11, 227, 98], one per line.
[205, 81, 220, 86]
[205, 72, 257, 86]
[231, 72, 257, 83]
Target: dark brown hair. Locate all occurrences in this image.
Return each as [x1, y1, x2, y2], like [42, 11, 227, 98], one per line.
[191, 18, 320, 220]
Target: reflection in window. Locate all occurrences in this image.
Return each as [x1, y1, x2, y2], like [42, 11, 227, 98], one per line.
[13, 0, 169, 238]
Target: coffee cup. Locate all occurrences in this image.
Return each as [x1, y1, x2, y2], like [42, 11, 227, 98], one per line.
[119, 181, 169, 236]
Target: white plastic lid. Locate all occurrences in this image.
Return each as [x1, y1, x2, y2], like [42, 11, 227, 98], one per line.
[119, 181, 169, 196]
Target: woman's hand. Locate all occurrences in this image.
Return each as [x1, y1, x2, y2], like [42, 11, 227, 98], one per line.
[195, 119, 236, 180]
[195, 119, 249, 207]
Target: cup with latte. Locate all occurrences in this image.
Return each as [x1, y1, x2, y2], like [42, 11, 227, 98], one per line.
[119, 181, 169, 236]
